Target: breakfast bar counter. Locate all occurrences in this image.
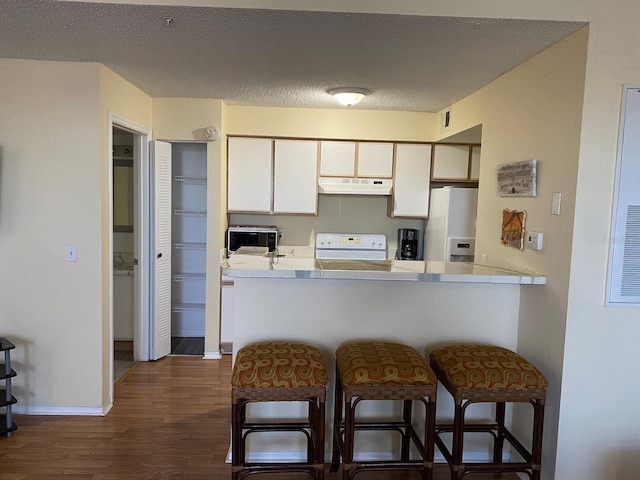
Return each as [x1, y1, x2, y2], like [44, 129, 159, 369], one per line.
[222, 254, 546, 285]
[221, 252, 546, 461]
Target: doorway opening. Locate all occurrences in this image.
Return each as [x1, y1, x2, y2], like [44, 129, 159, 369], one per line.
[169, 142, 208, 356]
[112, 126, 136, 381]
[108, 113, 152, 406]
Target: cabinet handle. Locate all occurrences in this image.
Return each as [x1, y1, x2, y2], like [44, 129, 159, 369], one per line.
[157, 253, 163, 259]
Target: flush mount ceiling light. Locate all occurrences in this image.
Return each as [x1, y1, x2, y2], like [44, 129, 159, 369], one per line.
[329, 87, 370, 107]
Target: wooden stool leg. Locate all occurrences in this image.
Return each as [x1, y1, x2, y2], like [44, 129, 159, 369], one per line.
[401, 399, 412, 460]
[231, 401, 242, 480]
[307, 399, 316, 463]
[450, 401, 465, 480]
[531, 400, 545, 480]
[493, 402, 506, 463]
[342, 395, 355, 480]
[330, 370, 344, 474]
[425, 397, 436, 480]
[316, 399, 326, 480]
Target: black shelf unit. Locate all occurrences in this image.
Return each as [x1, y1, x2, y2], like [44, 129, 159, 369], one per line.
[1, 337, 17, 436]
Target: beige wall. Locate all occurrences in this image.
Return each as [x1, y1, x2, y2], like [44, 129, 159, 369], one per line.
[0, 59, 153, 412]
[225, 105, 436, 141]
[100, 66, 153, 407]
[555, 6, 640, 480]
[438, 28, 588, 476]
[152, 98, 224, 357]
[5, 2, 640, 478]
[0, 59, 104, 412]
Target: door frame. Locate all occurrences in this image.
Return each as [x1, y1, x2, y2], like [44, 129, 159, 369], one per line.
[108, 112, 152, 404]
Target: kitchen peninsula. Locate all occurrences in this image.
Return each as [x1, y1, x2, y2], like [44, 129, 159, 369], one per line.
[222, 253, 545, 357]
[222, 253, 545, 460]
[223, 254, 546, 284]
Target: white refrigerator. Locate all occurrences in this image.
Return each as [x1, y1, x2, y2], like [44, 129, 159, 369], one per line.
[425, 186, 478, 262]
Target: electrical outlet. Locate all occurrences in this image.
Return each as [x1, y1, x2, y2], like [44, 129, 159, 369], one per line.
[526, 232, 544, 251]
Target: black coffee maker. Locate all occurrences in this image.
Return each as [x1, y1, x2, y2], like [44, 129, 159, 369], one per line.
[396, 228, 419, 260]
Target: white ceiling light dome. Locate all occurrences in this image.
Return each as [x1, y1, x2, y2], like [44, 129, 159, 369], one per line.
[329, 87, 370, 106]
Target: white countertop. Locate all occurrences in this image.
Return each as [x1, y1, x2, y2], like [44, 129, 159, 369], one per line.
[221, 251, 546, 285]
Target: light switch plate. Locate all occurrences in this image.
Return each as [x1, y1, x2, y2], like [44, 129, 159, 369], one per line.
[66, 245, 77, 262]
[552, 192, 562, 215]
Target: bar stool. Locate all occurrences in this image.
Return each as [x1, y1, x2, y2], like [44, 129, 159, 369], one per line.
[429, 344, 548, 480]
[231, 341, 329, 480]
[330, 341, 438, 480]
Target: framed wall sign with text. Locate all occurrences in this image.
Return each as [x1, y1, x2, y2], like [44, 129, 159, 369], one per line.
[497, 159, 538, 196]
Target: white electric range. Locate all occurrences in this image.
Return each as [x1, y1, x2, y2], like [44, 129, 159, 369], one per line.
[314, 233, 390, 271]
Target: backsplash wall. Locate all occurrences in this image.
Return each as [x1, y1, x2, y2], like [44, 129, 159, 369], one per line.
[228, 195, 424, 255]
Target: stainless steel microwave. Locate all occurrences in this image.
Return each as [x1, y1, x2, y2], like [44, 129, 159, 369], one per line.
[227, 226, 278, 254]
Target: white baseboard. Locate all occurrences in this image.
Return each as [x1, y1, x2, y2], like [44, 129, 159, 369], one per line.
[12, 405, 107, 416]
[203, 351, 222, 359]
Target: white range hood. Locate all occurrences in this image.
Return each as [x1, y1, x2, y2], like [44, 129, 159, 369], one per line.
[318, 177, 393, 196]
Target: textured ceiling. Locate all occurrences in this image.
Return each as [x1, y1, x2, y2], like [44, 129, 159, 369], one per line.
[0, 0, 585, 112]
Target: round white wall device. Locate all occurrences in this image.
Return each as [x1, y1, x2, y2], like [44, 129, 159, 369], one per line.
[204, 126, 219, 141]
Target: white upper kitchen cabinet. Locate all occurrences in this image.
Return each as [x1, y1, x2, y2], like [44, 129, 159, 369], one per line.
[392, 144, 432, 217]
[227, 137, 272, 212]
[432, 144, 470, 181]
[320, 140, 393, 178]
[319, 141, 356, 176]
[273, 139, 318, 214]
[470, 146, 481, 181]
[357, 142, 394, 178]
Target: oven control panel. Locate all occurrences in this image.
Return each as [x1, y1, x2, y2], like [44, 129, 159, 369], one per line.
[315, 233, 387, 259]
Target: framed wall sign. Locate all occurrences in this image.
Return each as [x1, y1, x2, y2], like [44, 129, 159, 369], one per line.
[497, 159, 538, 196]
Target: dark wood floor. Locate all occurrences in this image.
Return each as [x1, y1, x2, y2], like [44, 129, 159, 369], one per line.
[1, 356, 518, 479]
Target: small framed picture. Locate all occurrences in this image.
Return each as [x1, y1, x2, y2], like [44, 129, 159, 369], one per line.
[501, 209, 526, 250]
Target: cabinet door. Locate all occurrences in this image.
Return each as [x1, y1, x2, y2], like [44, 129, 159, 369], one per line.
[432, 144, 470, 180]
[470, 146, 481, 181]
[227, 137, 272, 212]
[357, 142, 394, 178]
[320, 141, 356, 176]
[392, 144, 432, 217]
[274, 140, 318, 214]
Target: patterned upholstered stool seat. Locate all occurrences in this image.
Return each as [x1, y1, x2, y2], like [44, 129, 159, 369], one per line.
[429, 344, 548, 480]
[231, 341, 328, 480]
[330, 341, 438, 480]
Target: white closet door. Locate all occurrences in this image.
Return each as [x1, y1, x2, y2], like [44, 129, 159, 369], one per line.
[150, 141, 172, 360]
